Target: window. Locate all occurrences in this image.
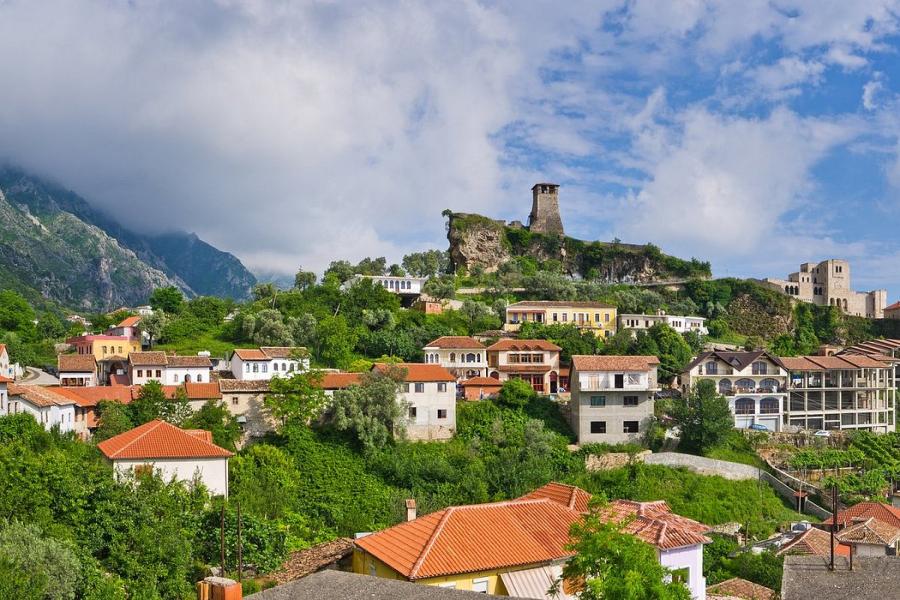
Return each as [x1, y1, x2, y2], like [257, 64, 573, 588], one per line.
[437, 409, 448, 419]
[752, 361, 768, 375]
[671, 568, 689, 585]
[262, 364, 268, 373]
[232, 397, 239, 406]
[252, 363, 259, 373]
[137, 369, 143, 378]
[102, 346, 108, 355]
[624, 396, 639, 407]
[735, 397, 755, 415]
[562, 313, 567, 322]
[437, 382, 447, 392]
[450, 352, 456, 363]
[403, 383, 410, 393]
[197, 374, 203, 382]
[472, 578, 489, 593]
[590, 395, 606, 407]
[245, 363, 251, 372]
[552, 313, 558, 322]
[614, 374, 624, 389]
[118, 346, 123, 354]
[590, 421, 606, 434]
[414, 383, 425, 393]
[174, 374, 179, 383]
[155, 370, 161, 378]
[604, 313, 610, 322]
[705, 361, 718, 375]
[408, 406, 417, 419]
[623, 421, 639, 433]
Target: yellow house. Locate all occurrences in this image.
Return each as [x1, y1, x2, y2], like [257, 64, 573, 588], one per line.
[352, 483, 591, 596]
[67, 335, 141, 361]
[504, 301, 617, 338]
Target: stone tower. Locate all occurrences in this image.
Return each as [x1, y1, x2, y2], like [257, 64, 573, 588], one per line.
[528, 183, 564, 235]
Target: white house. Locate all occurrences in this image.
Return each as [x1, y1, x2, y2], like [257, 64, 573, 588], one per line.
[229, 347, 308, 381]
[422, 336, 488, 380]
[3, 384, 76, 433]
[374, 363, 456, 441]
[57, 354, 98, 387]
[347, 274, 426, 297]
[97, 420, 233, 497]
[0, 377, 9, 415]
[0, 344, 20, 380]
[129, 352, 213, 385]
[618, 311, 708, 335]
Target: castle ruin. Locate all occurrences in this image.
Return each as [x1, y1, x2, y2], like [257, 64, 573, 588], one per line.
[528, 183, 564, 236]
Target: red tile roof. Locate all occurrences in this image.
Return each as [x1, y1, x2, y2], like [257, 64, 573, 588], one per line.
[459, 377, 503, 387]
[319, 372, 362, 389]
[487, 339, 561, 352]
[884, 301, 900, 312]
[54, 386, 134, 407]
[835, 517, 900, 545]
[597, 500, 712, 550]
[183, 383, 222, 400]
[129, 351, 169, 366]
[233, 348, 269, 361]
[260, 346, 305, 359]
[97, 420, 232, 460]
[571, 355, 660, 371]
[423, 336, 486, 350]
[355, 498, 581, 580]
[0, 375, 12, 383]
[58, 354, 97, 372]
[706, 577, 776, 600]
[520, 482, 592, 514]
[117, 316, 142, 328]
[823, 501, 900, 529]
[7, 384, 77, 407]
[373, 363, 455, 382]
[776, 527, 850, 557]
[109, 373, 131, 386]
[166, 355, 213, 368]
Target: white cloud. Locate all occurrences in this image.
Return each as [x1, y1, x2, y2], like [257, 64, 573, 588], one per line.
[863, 78, 885, 110]
[747, 57, 825, 98]
[826, 46, 868, 69]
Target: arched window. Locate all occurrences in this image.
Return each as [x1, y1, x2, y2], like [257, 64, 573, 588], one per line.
[718, 379, 733, 394]
[449, 353, 456, 363]
[760, 397, 779, 414]
[466, 353, 476, 363]
[760, 378, 779, 392]
[735, 378, 755, 392]
[735, 397, 755, 415]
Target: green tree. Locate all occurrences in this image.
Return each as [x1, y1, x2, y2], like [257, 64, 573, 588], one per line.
[140, 310, 167, 349]
[129, 381, 169, 425]
[294, 268, 317, 291]
[647, 323, 693, 383]
[0, 290, 35, 332]
[93, 400, 134, 441]
[266, 370, 329, 429]
[148, 286, 184, 314]
[524, 271, 577, 300]
[402, 249, 450, 277]
[670, 380, 735, 454]
[518, 322, 599, 362]
[184, 401, 241, 451]
[313, 315, 357, 369]
[323, 260, 355, 284]
[36, 312, 66, 340]
[0, 520, 81, 600]
[423, 276, 456, 299]
[230, 444, 301, 520]
[330, 366, 406, 450]
[496, 379, 537, 409]
[242, 309, 295, 346]
[559, 499, 692, 600]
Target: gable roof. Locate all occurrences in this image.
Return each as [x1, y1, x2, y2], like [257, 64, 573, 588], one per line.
[823, 501, 900, 529]
[54, 386, 134, 408]
[372, 363, 455, 383]
[776, 527, 850, 558]
[116, 316, 141, 328]
[835, 517, 900, 546]
[506, 300, 615, 309]
[597, 499, 711, 550]
[355, 498, 581, 580]
[219, 379, 270, 393]
[571, 355, 660, 372]
[233, 348, 270, 361]
[519, 482, 592, 514]
[0, 343, 6, 356]
[0, 375, 12, 383]
[129, 351, 169, 366]
[166, 355, 213, 368]
[458, 377, 504, 387]
[685, 350, 777, 373]
[58, 354, 97, 373]
[486, 339, 561, 352]
[96, 420, 232, 460]
[7, 384, 77, 408]
[884, 301, 900, 312]
[319, 372, 362, 389]
[260, 346, 305, 359]
[706, 577, 776, 600]
[182, 383, 223, 400]
[422, 336, 485, 350]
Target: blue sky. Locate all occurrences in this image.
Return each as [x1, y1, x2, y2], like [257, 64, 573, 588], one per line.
[0, 1, 898, 301]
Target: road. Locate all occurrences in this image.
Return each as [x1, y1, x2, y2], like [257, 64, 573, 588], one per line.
[20, 367, 59, 385]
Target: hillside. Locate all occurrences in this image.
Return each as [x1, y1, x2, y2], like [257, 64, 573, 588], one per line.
[0, 167, 256, 308]
[446, 211, 711, 282]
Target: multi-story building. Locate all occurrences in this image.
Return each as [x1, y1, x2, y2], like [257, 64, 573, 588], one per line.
[129, 352, 213, 385]
[229, 347, 309, 381]
[884, 301, 900, 320]
[569, 355, 660, 444]
[503, 301, 617, 338]
[374, 363, 456, 441]
[57, 354, 98, 387]
[348, 275, 426, 297]
[618, 311, 707, 335]
[682, 351, 787, 432]
[761, 259, 887, 318]
[486, 339, 562, 394]
[3, 384, 77, 433]
[422, 336, 487, 380]
[66, 334, 141, 361]
[778, 354, 895, 433]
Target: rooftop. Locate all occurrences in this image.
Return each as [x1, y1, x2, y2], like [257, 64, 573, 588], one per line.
[506, 300, 615, 309]
[781, 555, 900, 600]
[422, 336, 485, 350]
[7, 384, 76, 408]
[245, 570, 499, 599]
[776, 527, 850, 558]
[571, 355, 660, 372]
[57, 354, 97, 372]
[458, 376, 504, 387]
[485, 339, 561, 352]
[318, 372, 362, 389]
[96, 420, 233, 460]
[261, 346, 306, 359]
[835, 517, 900, 546]
[129, 351, 169, 366]
[116, 315, 141, 328]
[706, 577, 776, 600]
[372, 363, 455, 383]
[219, 379, 270, 393]
[823, 501, 900, 529]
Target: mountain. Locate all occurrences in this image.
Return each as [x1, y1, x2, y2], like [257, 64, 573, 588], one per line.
[0, 167, 256, 310]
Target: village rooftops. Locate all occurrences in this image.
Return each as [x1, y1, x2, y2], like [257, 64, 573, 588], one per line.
[372, 363, 455, 382]
[7, 384, 77, 408]
[485, 339, 561, 352]
[519, 481, 592, 513]
[97, 420, 232, 460]
[571, 355, 660, 372]
[706, 577, 776, 600]
[841, 338, 900, 355]
[116, 316, 141, 328]
[778, 355, 887, 370]
[260, 346, 305, 359]
[58, 354, 97, 372]
[823, 500, 900, 529]
[318, 372, 362, 390]
[218, 379, 270, 393]
[422, 336, 486, 350]
[128, 351, 168, 366]
[245, 570, 500, 599]
[835, 517, 900, 546]
[506, 300, 615, 309]
[776, 527, 850, 558]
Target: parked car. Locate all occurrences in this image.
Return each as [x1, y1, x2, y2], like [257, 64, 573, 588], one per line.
[813, 430, 831, 437]
[749, 423, 770, 432]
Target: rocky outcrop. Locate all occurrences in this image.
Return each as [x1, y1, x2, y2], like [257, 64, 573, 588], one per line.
[447, 213, 512, 273]
[725, 293, 793, 339]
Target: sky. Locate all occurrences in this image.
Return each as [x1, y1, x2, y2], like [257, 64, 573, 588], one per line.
[0, 1, 898, 300]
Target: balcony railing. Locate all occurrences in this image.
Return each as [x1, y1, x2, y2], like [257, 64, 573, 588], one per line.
[721, 386, 785, 396]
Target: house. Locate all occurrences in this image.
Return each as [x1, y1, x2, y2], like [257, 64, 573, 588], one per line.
[129, 352, 214, 385]
[835, 517, 900, 557]
[0, 376, 9, 416]
[780, 555, 900, 600]
[823, 500, 900, 530]
[486, 339, 562, 394]
[353, 482, 710, 599]
[373, 363, 456, 441]
[569, 355, 660, 444]
[107, 315, 142, 338]
[681, 351, 787, 432]
[57, 354, 98, 387]
[218, 379, 274, 439]
[230, 347, 309, 381]
[458, 377, 503, 401]
[318, 372, 362, 397]
[54, 385, 134, 436]
[135, 305, 154, 316]
[161, 382, 223, 411]
[884, 301, 900, 319]
[3, 384, 76, 432]
[97, 420, 232, 496]
[503, 301, 617, 338]
[348, 275, 427, 298]
[422, 336, 487, 380]
[706, 577, 775, 600]
[67, 334, 141, 360]
[246, 570, 502, 599]
[618, 311, 708, 335]
[778, 354, 895, 433]
[0, 344, 18, 380]
[761, 259, 887, 318]
[775, 526, 850, 559]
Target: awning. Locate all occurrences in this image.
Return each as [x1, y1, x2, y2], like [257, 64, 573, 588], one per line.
[500, 565, 575, 600]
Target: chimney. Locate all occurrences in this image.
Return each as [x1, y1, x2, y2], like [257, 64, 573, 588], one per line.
[406, 498, 417, 522]
[197, 577, 241, 600]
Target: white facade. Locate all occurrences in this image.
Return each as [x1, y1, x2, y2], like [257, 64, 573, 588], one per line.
[618, 312, 707, 335]
[0, 346, 20, 380]
[58, 370, 96, 387]
[230, 350, 308, 381]
[349, 275, 426, 295]
[659, 544, 706, 600]
[131, 365, 166, 385]
[112, 457, 229, 497]
[397, 378, 456, 441]
[422, 343, 487, 380]
[2, 392, 76, 433]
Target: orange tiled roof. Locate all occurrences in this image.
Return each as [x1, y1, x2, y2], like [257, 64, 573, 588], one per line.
[520, 482, 592, 514]
[571, 355, 660, 371]
[116, 316, 141, 328]
[319, 372, 362, 389]
[129, 351, 169, 366]
[97, 420, 232, 460]
[459, 377, 503, 387]
[706, 577, 776, 600]
[58, 354, 97, 372]
[166, 355, 213, 368]
[55, 386, 134, 407]
[261, 346, 305, 359]
[423, 336, 486, 350]
[836, 517, 900, 545]
[0, 375, 12, 383]
[233, 348, 270, 361]
[373, 363, 455, 382]
[355, 498, 580, 580]
[776, 527, 850, 557]
[823, 501, 900, 529]
[598, 500, 712, 550]
[487, 339, 561, 352]
[7, 384, 76, 408]
[183, 383, 222, 400]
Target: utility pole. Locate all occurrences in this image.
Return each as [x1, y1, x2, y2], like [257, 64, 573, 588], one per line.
[220, 504, 226, 576]
[237, 501, 243, 582]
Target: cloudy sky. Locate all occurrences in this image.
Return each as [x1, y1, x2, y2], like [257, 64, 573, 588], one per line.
[1, 1, 899, 300]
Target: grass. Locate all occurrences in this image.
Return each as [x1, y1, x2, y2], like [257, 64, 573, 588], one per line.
[706, 332, 749, 347]
[154, 332, 236, 357]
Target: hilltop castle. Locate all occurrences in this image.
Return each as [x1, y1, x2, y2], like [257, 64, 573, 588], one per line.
[528, 183, 564, 236]
[761, 259, 887, 318]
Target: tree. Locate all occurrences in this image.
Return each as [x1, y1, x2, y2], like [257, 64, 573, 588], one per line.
[496, 379, 537, 409]
[519, 322, 599, 362]
[252, 283, 278, 303]
[323, 260, 355, 284]
[524, 271, 577, 300]
[423, 276, 456, 299]
[330, 366, 406, 450]
[402, 250, 450, 277]
[294, 268, 317, 291]
[36, 312, 66, 340]
[0, 290, 35, 332]
[140, 310, 167, 349]
[184, 401, 241, 451]
[129, 381, 185, 426]
[94, 401, 134, 441]
[242, 309, 295, 346]
[558, 499, 692, 600]
[148, 286, 184, 314]
[0, 521, 81, 600]
[266, 370, 329, 429]
[647, 323, 693, 383]
[670, 380, 734, 454]
[313, 315, 357, 369]
[388, 264, 405, 277]
[230, 444, 301, 520]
